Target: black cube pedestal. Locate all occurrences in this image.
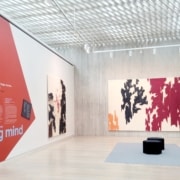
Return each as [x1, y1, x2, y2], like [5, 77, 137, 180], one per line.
[143, 140, 162, 154]
[147, 137, 165, 150]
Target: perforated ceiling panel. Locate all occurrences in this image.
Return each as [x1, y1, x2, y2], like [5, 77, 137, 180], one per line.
[0, 0, 180, 52]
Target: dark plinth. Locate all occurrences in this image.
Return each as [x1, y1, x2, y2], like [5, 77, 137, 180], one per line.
[143, 140, 162, 154]
[147, 137, 165, 150]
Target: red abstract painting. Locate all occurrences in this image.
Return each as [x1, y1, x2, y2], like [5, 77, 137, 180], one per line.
[108, 77, 180, 131]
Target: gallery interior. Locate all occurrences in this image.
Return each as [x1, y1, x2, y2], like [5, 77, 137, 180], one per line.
[0, 0, 180, 179]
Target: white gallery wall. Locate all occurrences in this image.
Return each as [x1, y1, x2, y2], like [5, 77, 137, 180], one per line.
[1, 17, 74, 160]
[60, 45, 180, 137]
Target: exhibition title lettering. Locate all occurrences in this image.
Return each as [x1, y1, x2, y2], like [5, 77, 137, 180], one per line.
[0, 125, 23, 142]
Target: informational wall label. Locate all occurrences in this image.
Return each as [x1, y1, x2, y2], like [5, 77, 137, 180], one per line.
[21, 99, 32, 120]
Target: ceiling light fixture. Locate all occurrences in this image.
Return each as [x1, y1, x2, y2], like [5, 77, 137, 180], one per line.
[109, 52, 113, 58]
[84, 43, 91, 54]
[153, 48, 156, 55]
[129, 50, 132, 56]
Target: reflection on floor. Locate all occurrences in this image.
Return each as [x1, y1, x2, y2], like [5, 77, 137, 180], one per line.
[0, 136, 180, 180]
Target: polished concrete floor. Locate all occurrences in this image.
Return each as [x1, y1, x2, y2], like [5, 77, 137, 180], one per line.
[0, 136, 180, 180]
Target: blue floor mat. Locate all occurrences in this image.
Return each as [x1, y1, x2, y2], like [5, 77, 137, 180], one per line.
[105, 143, 180, 166]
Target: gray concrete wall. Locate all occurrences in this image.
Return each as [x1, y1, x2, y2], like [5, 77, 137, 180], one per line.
[59, 45, 180, 137]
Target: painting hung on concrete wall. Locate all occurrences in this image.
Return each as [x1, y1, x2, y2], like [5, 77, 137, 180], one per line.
[47, 75, 66, 138]
[108, 77, 180, 131]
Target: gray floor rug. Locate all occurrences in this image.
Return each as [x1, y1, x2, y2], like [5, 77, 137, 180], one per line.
[105, 143, 180, 166]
